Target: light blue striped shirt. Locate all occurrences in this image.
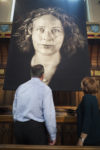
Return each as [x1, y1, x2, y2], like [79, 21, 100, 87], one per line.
[13, 77, 56, 140]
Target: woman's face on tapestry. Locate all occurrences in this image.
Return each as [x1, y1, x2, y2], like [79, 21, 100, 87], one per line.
[31, 14, 64, 56]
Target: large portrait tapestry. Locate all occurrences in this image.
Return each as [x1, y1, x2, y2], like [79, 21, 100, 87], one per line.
[4, 0, 90, 90]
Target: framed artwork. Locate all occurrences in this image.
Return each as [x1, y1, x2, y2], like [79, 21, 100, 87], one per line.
[0, 24, 12, 38]
[4, 0, 90, 91]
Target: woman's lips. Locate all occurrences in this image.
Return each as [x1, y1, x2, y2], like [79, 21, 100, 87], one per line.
[42, 44, 53, 48]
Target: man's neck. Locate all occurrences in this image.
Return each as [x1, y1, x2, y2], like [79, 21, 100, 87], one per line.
[32, 76, 43, 81]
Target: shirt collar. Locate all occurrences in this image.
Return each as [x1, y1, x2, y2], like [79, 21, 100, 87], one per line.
[31, 77, 41, 82]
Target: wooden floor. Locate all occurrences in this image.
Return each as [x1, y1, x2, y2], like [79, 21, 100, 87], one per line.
[0, 145, 100, 150]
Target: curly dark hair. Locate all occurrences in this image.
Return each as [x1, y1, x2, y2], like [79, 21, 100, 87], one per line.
[81, 77, 100, 94]
[14, 7, 86, 56]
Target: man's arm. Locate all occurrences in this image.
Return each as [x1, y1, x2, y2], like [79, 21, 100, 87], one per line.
[12, 90, 18, 119]
[43, 87, 56, 145]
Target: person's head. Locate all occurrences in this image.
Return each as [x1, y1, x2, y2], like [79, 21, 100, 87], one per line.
[81, 77, 99, 94]
[15, 7, 85, 56]
[31, 64, 44, 78]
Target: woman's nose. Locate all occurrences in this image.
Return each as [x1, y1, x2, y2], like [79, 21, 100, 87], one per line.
[42, 30, 54, 41]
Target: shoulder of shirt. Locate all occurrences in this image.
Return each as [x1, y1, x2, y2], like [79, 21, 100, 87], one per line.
[15, 80, 31, 92]
[40, 80, 52, 92]
[16, 79, 52, 94]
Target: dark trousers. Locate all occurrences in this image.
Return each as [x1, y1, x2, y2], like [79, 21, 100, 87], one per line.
[14, 120, 48, 145]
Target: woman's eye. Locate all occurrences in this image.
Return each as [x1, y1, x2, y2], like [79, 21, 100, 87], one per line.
[38, 28, 44, 33]
[52, 29, 61, 34]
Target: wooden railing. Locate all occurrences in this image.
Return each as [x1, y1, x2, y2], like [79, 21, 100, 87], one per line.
[0, 114, 77, 123]
[0, 145, 100, 150]
[0, 114, 77, 145]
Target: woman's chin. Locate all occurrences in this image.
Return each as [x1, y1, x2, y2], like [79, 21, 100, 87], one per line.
[36, 49, 58, 56]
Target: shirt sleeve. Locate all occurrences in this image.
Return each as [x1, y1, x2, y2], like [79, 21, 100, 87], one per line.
[12, 90, 18, 120]
[82, 96, 92, 134]
[43, 87, 57, 141]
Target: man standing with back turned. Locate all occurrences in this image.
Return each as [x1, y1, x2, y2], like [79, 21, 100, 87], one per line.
[13, 64, 56, 145]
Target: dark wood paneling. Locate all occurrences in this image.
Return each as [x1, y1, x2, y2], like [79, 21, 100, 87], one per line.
[0, 115, 77, 145]
[53, 91, 76, 106]
[0, 39, 9, 68]
[88, 39, 100, 69]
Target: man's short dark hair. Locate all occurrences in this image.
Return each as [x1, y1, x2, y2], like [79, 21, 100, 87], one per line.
[31, 64, 44, 78]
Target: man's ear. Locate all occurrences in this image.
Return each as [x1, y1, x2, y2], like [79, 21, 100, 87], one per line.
[40, 74, 44, 81]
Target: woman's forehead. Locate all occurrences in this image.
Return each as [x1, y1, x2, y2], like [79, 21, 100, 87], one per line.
[33, 14, 63, 27]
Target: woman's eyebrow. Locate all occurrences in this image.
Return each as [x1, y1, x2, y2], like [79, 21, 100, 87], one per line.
[52, 27, 64, 30]
[34, 25, 45, 28]
[52, 27, 63, 29]
[37, 25, 45, 27]
[34, 26, 63, 30]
